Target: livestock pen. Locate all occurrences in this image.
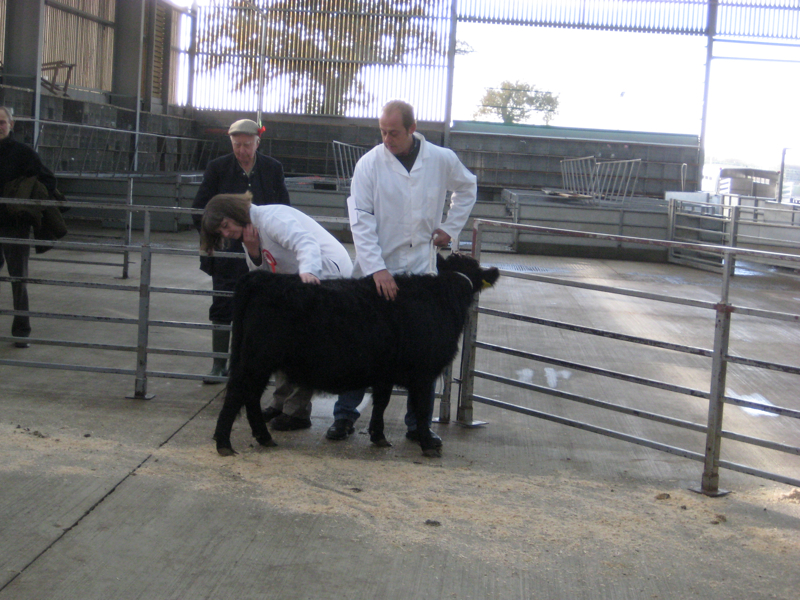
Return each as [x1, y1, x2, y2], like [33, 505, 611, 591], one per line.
[1, 199, 799, 495]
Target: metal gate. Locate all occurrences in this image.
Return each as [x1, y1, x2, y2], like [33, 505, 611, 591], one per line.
[669, 194, 800, 273]
[0, 197, 348, 398]
[455, 218, 800, 495]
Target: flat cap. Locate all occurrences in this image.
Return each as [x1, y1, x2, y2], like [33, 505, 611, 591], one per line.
[228, 119, 260, 136]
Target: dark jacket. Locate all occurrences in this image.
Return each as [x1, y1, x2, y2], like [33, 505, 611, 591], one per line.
[2, 176, 68, 254]
[192, 151, 291, 276]
[0, 134, 58, 198]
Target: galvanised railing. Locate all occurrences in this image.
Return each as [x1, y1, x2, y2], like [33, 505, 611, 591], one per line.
[457, 218, 800, 495]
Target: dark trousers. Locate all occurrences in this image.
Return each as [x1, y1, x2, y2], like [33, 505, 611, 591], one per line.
[209, 257, 249, 324]
[0, 224, 32, 337]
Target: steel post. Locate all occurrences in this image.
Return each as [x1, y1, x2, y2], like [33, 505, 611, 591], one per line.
[456, 223, 486, 427]
[456, 302, 480, 425]
[693, 249, 733, 496]
[129, 210, 154, 400]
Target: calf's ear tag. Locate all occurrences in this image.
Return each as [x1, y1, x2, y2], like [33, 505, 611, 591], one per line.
[481, 279, 493, 290]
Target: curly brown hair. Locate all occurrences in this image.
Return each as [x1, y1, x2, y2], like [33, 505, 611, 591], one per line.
[199, 192, 253, 254]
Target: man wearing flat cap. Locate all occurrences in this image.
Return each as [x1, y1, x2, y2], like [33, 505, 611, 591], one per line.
[192, 118, 290, 382]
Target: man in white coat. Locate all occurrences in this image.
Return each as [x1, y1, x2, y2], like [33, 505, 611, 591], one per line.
[326, 99, 478, 443]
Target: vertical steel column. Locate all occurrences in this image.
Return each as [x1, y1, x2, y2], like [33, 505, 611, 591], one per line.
[241, 1, 269, 125]
[122, 177, 133, 279]
[667, 198, 677, 262]
[510, 194, 520, 253]
[128, 210, 155, 400]
[456, 222, 486, 427]
[34, 0, 45, 149]
[187, 3, 197, 108]
[133, 0, 146, 174]
[698, 1, 718, 191]
[257, 10, 267, 125]
[442, 0, 458, 148]
[727, 204, 740, 273]
[173, 173, 182, 231]
[693, 248, 733, 496]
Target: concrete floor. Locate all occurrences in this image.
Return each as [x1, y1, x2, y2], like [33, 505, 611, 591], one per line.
[1, 229, 799, 600]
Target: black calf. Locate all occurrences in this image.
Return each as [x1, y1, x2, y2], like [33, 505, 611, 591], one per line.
[213, 252, 499, 457]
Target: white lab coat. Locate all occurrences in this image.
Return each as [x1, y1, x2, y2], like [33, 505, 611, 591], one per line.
[244, 204, 353, 279]
[347, 133, 477, 278]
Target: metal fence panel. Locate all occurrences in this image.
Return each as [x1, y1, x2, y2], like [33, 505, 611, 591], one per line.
[331, 140, 369, 191]
[458, 218, 800, 494]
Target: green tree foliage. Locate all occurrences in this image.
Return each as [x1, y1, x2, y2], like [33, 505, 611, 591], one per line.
[197, 0, 445, 116]
[474, 80, 559, 125]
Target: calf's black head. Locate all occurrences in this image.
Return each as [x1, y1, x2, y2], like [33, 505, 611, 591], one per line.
[436, 252, 500, 291]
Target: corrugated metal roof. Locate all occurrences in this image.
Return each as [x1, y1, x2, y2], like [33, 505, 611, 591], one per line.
[457, 1, 800, 40]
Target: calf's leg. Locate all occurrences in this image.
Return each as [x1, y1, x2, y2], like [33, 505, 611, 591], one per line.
[214, 368, 274, 456]
[214, 386, 244, 456]
[245, 390, 276, 449]
[408, 381, 441, 458]
[368, 383, 393, 447]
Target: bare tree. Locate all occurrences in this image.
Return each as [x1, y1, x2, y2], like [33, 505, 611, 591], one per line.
[196, 0, 446, 116]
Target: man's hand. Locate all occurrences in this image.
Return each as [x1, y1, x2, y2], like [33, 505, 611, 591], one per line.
[432, 228, 452, 248]
[242, 224, 261, 263]
[299, 273, 320, 284]
[373, 269, 398, 300]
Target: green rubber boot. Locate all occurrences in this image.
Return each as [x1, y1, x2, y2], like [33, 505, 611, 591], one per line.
[203, 324, 230, 384]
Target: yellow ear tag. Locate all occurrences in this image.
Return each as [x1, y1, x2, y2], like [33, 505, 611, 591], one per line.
[481, 279, 493, 290]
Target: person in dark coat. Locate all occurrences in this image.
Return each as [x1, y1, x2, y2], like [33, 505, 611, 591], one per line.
[0, 106, 60, 348]
[191, 118, 291, 382]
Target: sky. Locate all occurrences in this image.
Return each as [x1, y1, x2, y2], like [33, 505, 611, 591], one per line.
[451, 24, 800, 170]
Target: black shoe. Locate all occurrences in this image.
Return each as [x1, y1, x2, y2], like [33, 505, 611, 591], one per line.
[326, 419, 355, 440]
[270, 413, 312, 431]
[405, 429, 443, 448]
[262, 406, 283, 423]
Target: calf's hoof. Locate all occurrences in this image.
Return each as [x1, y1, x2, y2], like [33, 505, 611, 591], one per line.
[256, 435, 277, 448]
[214, 434, 237, 456]
[369, 431, 392, 448]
